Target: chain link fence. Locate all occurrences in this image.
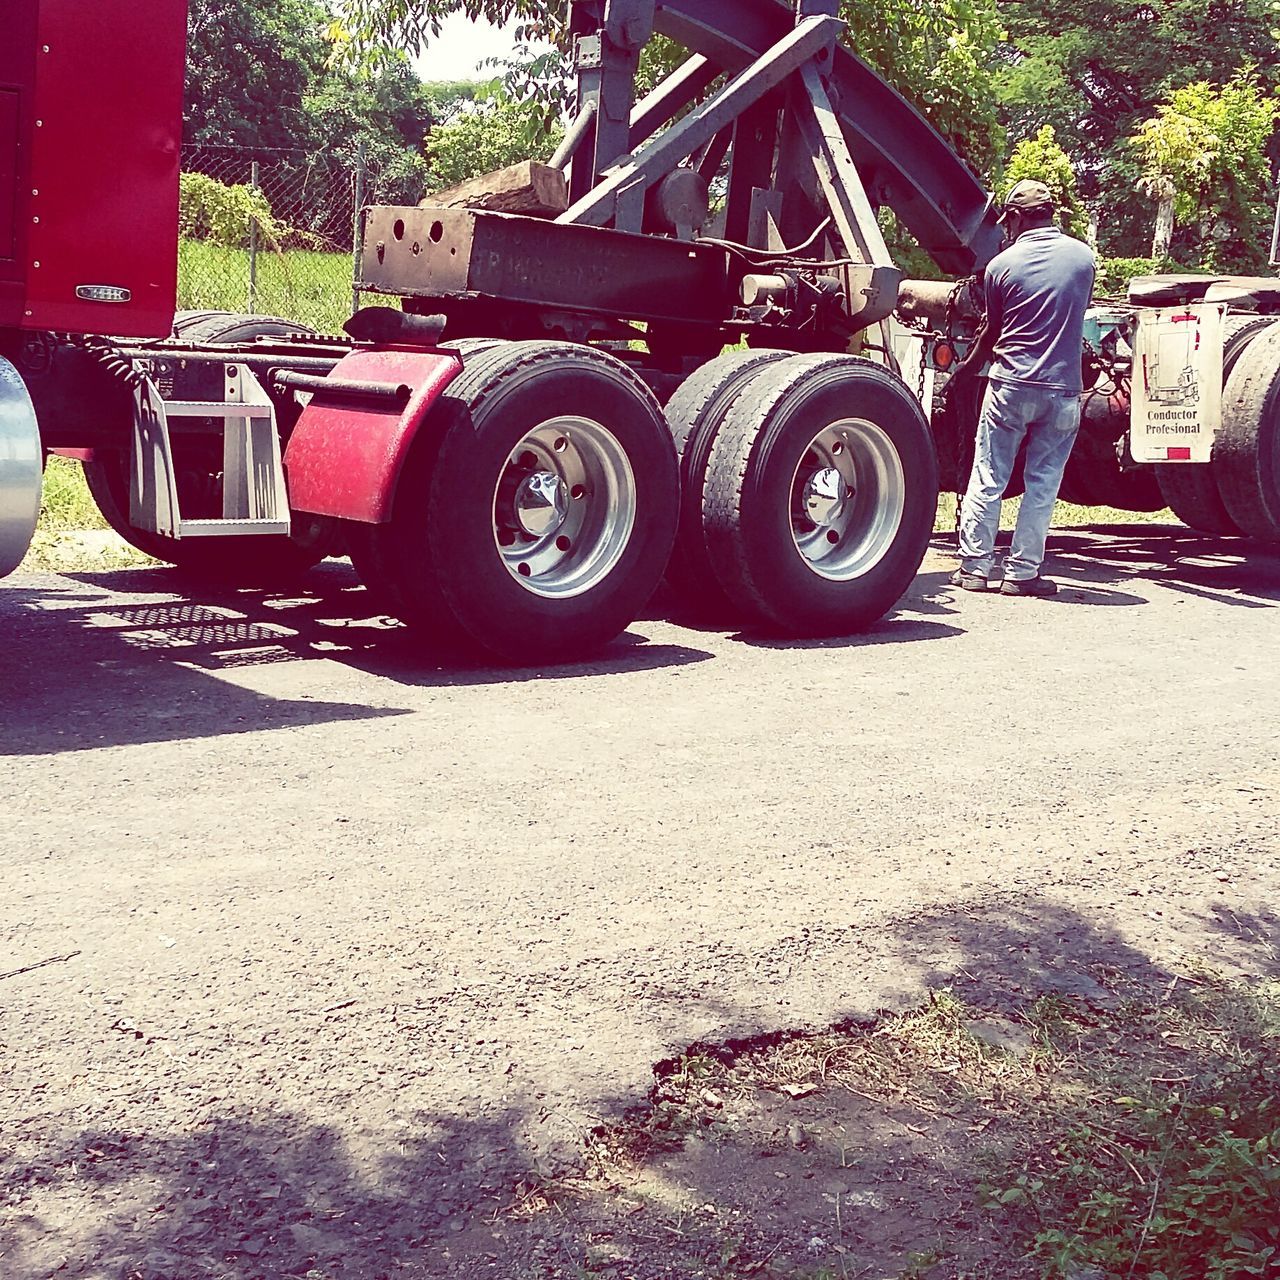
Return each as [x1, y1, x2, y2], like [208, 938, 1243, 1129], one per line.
[178, 145, 416, 336]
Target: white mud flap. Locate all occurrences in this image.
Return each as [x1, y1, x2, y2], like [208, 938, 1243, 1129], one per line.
[0, 356, 42, 577]
[1130, 304, 1226, 463]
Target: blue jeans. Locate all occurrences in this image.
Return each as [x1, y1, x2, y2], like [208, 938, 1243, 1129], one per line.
[959, 380, 1081, 581]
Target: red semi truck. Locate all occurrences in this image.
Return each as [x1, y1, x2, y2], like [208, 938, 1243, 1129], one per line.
[4, 0, 1279, 663]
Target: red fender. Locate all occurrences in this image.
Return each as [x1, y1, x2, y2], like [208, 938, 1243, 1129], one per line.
[284, 349, 462, 524]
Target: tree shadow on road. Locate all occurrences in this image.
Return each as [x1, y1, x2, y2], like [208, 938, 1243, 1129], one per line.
[0, 566, 714, 754]
[1046, 523, 1280, 609]
[8, 893, 1275, 1280]
[0, 579, 408, 757]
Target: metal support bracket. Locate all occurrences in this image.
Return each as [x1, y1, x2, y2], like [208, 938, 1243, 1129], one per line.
[130, 365, 290, 539]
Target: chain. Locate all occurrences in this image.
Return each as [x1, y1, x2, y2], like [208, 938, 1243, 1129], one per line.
[906, 318, 966, 551]
[945, 278, 977, 552]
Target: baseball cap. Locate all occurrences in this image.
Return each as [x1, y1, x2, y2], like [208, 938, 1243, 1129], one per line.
[997, 179, 1055, 224]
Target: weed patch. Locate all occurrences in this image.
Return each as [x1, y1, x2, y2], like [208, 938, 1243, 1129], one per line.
[462, 972, 1279, 1280]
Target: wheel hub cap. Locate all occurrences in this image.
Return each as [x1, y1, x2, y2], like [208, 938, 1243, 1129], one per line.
[493, 416, 638, 599]
[800, 466, 849, 528]
[789, 419, 906, 582]
[514, 471, 569, 537]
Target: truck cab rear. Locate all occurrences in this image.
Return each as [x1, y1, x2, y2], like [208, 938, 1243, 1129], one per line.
[2, 0, 185, 573]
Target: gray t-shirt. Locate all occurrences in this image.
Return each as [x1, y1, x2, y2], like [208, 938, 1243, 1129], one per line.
[984, 227, 1096, 393]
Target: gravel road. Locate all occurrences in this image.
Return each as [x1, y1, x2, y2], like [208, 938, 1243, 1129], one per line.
[3, 523, 1278, 1279]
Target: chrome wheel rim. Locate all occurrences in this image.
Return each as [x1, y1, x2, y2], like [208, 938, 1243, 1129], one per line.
[789, 417, 905, 581]
[493, 416, 636, 598]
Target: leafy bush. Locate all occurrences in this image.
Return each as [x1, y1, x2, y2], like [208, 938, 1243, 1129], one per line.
[1028, 1084, 1280, 1279]
[981, 981, 1280, 1280]
[424, 91, 563, 191]
[1129, 74, 1279, 273]
[179, 172, 281, 249]
[1096, 256, 1161, 297]
[1003, 124, 1089, 241]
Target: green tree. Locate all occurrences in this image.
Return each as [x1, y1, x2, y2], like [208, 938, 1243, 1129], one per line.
[1004, 125, 1089, 240]
[424, 92, 563, 189]
[301, 59, 436, 202]
[186, 0, 442, 206]
[185, 0, 329, 148]
[1131, 75, 1278, 271]
[333, 0, 1004, 170]
[842, 0, 1003, 170]
[996, 0, 1280, 256]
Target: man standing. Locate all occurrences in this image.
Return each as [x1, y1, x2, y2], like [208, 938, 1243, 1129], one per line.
[948, 178, 1096, 596]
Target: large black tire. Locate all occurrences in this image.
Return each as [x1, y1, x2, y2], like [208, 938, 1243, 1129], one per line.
[174, 312, 313, 343]
[1215, 321, 1280, 540]
[368, 341, 680, 662]
[663, 349, 794, 614]
[83, 312, 330, 583]
[1158, 317, 1276, 535]
[702, 354, 938, 635]
[1062, 388, 1166, 511]
[348, 337, 504, 614]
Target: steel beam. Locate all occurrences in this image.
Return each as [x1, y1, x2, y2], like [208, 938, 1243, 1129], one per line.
[794, 63, 891, 266]
[361, 206, 732, 328]
[559, 15, 842, 229]
[650, 0, 1002, 273]
[628, 54, 719, 149]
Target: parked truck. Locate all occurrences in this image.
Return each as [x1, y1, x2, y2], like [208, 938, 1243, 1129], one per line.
[3, 0, 1279, 663]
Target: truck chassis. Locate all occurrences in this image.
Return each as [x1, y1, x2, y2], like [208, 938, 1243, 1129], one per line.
[3, 0, 1280, 661]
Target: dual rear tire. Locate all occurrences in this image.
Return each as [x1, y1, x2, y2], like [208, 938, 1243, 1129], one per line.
[663, 352, 938, 635]
[355, 343, 935, 658]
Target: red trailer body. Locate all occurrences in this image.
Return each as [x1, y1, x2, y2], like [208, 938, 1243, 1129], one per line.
[0, 0, 185, 339]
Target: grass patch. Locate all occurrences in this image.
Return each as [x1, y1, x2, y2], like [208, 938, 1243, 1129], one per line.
[934, 492, 1174, 534]
[37, 456, 106, 533]
[552, 972, 1280, 1280]
[983, 977, 1280, 1279]
[20, 458, 151, 573]
[178, 237, 354, 334]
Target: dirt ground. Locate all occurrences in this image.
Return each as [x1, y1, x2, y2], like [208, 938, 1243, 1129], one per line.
[2, 523, 1278, 1280]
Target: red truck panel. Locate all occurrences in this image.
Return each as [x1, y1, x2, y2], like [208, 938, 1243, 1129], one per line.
[0, 0, 186, 338]
[0, 1, 37, 318]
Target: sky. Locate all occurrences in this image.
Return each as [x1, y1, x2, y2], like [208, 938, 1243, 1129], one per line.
[411, 12, 531, 81]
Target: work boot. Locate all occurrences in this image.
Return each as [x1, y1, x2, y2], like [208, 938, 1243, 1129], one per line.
[1000, 576, 1058, 597]
[949, 568, 993, 592]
